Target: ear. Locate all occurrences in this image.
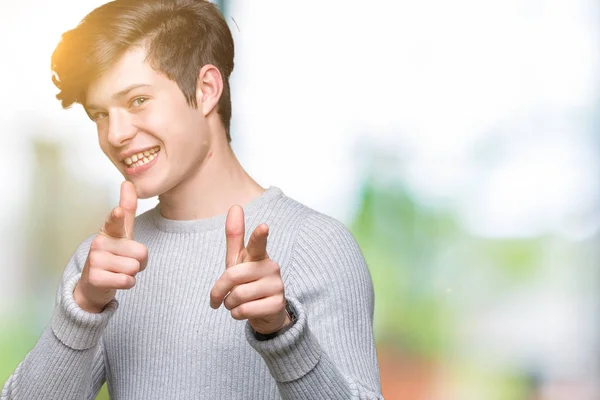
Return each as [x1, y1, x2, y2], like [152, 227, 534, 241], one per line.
[196, 64, 223, 117]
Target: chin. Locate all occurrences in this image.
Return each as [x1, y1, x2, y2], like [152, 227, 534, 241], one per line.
[136, 190, 158, 200]
[130, 180, 163, 199]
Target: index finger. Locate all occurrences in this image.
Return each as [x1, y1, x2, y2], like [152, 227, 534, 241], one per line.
[100, 206, 127, 239]
[246, 223, 269, 262]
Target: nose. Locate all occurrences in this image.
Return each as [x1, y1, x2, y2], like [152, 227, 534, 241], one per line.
[106, 110, 137, 147]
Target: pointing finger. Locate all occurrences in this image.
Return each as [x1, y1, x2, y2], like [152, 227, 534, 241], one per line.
[246, 224, 269, 262]
[225, 205, 245, 269]
[100, 206, 127, 239]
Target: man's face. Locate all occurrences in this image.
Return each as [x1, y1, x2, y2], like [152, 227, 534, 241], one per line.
[85, 45, 210, 199]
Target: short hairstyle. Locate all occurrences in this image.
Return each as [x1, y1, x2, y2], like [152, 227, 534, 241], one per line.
[51, 0, 235, 142]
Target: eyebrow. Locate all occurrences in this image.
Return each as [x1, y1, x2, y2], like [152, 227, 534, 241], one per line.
[85, 83, 152, 110]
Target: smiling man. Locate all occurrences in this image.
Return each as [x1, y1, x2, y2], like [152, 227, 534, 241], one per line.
[1, 1, 383, 399]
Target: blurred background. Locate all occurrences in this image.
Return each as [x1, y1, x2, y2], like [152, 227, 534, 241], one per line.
[1, 0, 599, 399]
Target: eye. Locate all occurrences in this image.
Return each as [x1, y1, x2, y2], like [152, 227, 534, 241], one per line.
[131, 97, 149, 107]
[91, 111, 108, 122]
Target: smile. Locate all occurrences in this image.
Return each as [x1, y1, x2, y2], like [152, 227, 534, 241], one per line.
[123, 146, 160, 168]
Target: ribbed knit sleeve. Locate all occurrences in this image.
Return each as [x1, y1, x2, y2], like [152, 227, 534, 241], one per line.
[246, 212, 384, 399]
[2, 236, 110, 400]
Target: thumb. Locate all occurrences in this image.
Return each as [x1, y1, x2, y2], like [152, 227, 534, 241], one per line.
[120, 180, 138, 240]
[225, 205, 245, 268]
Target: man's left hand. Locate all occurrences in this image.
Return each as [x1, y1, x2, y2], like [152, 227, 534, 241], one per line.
[210, 205, 291, 335]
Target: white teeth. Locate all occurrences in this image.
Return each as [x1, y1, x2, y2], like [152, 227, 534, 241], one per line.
[123, 146, 160, 166]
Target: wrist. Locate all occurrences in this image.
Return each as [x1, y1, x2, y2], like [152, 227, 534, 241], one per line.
[254, 299, 297, 341]
[73, 284, 106, 314]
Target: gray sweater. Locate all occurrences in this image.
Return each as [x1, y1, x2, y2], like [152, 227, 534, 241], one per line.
[2, 187, 383, 399]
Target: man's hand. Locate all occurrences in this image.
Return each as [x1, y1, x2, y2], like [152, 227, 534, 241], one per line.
[73, 181, 148, 313]
[210, 205, 291, 335]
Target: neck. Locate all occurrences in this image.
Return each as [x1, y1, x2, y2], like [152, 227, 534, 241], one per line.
[157, 129, 265, 221]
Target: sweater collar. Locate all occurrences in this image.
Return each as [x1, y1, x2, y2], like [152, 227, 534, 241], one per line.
[150, 186, 283, 233]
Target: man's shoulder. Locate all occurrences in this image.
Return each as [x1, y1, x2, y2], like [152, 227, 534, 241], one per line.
[277, 193, 369, 284]
[269, 189, 355, 247]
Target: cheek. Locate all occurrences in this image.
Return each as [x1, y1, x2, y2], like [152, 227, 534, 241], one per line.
[139, 102, 185, 137]
[172, 110, 207, 144]
[140, 102, 207, 157]
[139, 109, 165, 132]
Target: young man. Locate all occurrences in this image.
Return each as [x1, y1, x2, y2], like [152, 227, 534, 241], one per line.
[2, 1, 383, 399]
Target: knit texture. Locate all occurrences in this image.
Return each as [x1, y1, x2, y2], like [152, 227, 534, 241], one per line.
[2, 187, 383, 399]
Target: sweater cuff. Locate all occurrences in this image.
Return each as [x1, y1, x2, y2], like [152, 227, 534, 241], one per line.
[50, 273, 118, 350]
[245, 297, 322, 382]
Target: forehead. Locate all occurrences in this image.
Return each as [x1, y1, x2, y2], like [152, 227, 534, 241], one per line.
[85, 45, 159, 106]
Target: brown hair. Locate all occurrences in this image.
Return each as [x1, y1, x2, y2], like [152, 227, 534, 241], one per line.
[51, 0, 235, 142]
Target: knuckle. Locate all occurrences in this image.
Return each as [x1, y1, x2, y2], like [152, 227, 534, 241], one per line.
[88, 251, 102, 268]
[234, 304, 248, 320]
[120, 274, 135, 289]
[273, 279, 285, 294]
[87, 270, 101, 287]
[224, 292, 235, 308]
[267, 260, 280, 274]
[224, 297, 233, 310]
[277, 296, 286, 311]
[138, 244, 149, 261]
[138, 248, 149, 271]
[90, 236, 104, 251]
[226, 266, 238, 278]
[225, 268, 240, 284]
[129, 258, 141, 274]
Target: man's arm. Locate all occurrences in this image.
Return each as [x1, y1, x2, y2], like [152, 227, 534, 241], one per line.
[1, 237, 115, 400]
[246, 212, 384, 399]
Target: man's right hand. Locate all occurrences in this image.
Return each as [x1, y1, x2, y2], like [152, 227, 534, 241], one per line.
[73, 181, 148, 313]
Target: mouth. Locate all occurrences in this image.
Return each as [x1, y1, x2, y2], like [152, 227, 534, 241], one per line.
[122, 146, 160, 168]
